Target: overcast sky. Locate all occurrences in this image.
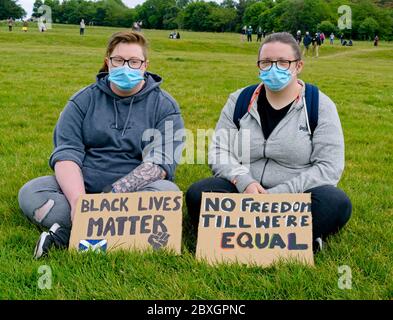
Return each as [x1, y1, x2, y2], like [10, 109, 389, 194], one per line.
[18, 0, 222, 18]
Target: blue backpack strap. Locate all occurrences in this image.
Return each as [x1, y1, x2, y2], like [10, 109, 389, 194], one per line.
[305, 83, 319, 135]
[233, 84, 259, 130]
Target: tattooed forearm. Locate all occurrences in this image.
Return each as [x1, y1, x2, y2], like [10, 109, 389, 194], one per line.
[111, 162, 166, 193]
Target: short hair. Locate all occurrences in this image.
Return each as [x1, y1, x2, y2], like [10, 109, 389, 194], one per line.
[100, 31, 148, 73]
[258, 32, 302, 60]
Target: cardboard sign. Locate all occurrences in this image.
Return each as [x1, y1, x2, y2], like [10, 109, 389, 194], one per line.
[69, 191, 183, 254]
[196, 193, 314, 266]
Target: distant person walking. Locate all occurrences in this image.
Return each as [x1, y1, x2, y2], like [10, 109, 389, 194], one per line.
[312, 32, 322, 57]
[80, 19, 85, 35]
[241, 25, 246, 42]
[8, 17, 14, 31]
[320, 32, 325, 44]
[302, 31, 312, 57]
[22, 20, 28, 32]
[295, 30, 302, 45]
[257, 26, 263, 42]
[340, 33, 344, 45]
[38, 19, 47, 32]
[132, 21, 142, 32]
[330, 33, 335, 45]
[374, 35, 379, 46]
[247, 25, 253, 42]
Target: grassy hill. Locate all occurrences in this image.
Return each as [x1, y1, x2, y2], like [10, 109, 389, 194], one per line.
[0, 23, 392, 299]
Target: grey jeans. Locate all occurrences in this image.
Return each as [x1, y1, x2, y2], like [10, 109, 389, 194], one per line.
[18, 175, 180, 230]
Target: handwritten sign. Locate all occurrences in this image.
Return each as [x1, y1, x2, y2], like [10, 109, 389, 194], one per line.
[69, 191, 183, 254]
[196, 193, 314, 266]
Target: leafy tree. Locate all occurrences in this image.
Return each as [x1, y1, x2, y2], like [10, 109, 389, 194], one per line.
[220, 0, 236, 9]
[182, 1, 213, 31]
[100, 0, 133, 27]
[258, 0, 289, 33]
[176, 0, 190, 9]
[359, 17, 380, 40]
[317, 20, 337, 35]
[43, 0, 62, 23]
[62, 0, 81, 24]
[210, 5, 237, 32]
[235, 0, 257, 31]
[136, 0, 178, 29]
[0, 0, 26, 19]
[32, 0, 44, 18]
[243, 1, 267, 30]
[163, 5, 180, 29]
[9, 0, 392, 39]
[281, 0, 332, 34]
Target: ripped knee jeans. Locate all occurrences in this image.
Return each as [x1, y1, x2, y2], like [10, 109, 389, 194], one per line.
[18, 176, 72, 230]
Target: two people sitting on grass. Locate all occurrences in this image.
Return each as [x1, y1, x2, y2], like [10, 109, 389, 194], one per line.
[18, 31, 351, 258]
[342, 39, 353, 46]
[169, 31, 180, 39]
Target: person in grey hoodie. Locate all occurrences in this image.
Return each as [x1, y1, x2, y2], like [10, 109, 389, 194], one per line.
[18, 31, 185, 259]
[186, 32, 351, 252]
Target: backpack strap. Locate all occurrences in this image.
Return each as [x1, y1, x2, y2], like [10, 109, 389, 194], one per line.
[233, 84, 259, 130]
[305, 83, 319, 135]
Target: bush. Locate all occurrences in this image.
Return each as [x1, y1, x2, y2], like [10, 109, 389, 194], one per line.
[359, 17, 380, 40]
[318, 20, 337, 35]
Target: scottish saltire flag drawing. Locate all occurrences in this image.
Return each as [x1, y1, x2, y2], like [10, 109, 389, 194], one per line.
[78, 239, 107, 252]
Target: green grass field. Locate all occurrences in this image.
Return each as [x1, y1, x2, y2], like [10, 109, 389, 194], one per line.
[0, 23, 392, 300]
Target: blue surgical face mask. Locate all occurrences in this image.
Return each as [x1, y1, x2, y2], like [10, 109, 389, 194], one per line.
[108, 66, 144, 91]
[258, 65, 293, 92]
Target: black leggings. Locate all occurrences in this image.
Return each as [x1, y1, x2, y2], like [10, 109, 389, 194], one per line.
[186, 177, 352, 242]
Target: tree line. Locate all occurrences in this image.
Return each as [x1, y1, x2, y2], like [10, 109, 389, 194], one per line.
[2, 0, 393, 40]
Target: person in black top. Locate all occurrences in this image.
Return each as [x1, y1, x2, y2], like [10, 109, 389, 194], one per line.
[312, 33, 321, 57]
[257, 85, 294, 139]
[374, 35, 379, 46]
[295, 30, 302, 45]
[340, 33, 344, 45]
[257, 27, 263, 42]
[186, 32, 352, 253]
[302, 31, 312, 57]
[247, 26, 253, 42]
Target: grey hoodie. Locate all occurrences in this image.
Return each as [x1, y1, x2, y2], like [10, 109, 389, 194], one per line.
[49, 72, 185, 193]
[209, 80, 345, 194]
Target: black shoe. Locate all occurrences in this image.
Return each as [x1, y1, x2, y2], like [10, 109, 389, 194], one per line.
[33, 223, 70, 259]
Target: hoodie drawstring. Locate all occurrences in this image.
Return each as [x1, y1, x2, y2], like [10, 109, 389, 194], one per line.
[113, 99, 119, 129]
[303, 96, 312, 135]
[122, 97, 135, 137]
